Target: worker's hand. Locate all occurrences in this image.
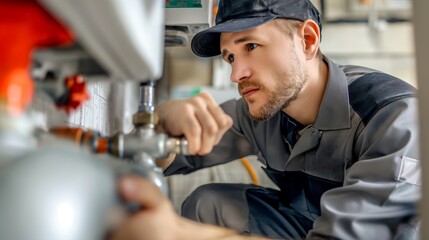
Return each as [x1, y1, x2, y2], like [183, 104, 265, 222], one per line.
[107, 175, 182, 240]
[108, 176, 261, 240]
[156, 92, 233, 155]
[108, 176, 266, 240]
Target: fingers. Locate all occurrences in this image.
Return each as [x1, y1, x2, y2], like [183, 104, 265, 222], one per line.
[157, 92, 232, 155]
[178, 102, 203, 154]
[118, 175, 165, 209]
[189, 92, 232, 155]
[204, 94, 233, 145]
[110, 176, 177, 240]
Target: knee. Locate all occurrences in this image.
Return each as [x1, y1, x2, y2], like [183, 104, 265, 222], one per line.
[181, 183, 225, 221]
[181, 183, 251, 232]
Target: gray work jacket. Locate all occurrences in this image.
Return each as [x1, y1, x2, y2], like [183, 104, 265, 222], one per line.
[165, 57, 421, 239]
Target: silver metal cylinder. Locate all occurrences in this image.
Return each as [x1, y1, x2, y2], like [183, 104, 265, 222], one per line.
[165, 137, 189, 156]
[132, 152, 168, 195]
[138, 82, 155, 113]
[116, 129, 189, 159]
[0, 139, 119, 240]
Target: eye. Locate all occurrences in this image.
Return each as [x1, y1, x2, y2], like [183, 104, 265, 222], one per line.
[227, 54, 235, 63]
[247, 43, 258, 51]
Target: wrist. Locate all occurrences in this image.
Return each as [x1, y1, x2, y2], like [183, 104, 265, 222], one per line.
[155, 153, 176, 170]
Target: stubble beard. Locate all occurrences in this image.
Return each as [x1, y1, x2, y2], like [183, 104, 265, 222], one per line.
[248, 55, 308, 121]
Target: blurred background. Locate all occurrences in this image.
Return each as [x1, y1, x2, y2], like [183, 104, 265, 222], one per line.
[31, 0, 415, 213]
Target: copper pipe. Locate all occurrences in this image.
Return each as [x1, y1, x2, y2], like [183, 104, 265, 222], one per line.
[50, 127, 87, 145]
[50, 127, 108, 153]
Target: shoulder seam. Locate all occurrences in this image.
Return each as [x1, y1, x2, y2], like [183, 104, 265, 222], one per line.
[348, 72, 417, 125]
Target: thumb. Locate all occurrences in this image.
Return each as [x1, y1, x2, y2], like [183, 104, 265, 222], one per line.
[118, 175, 165, 209]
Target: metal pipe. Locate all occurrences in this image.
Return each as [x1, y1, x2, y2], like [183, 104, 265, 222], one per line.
[138, 81, 155, 113]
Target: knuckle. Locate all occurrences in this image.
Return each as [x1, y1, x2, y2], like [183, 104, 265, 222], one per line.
[221, 116, 233, 128]
[206, 124, 219, 135]
[199, 91, 212, 99]
[189, 96, 205, 108]
[199, 146, 213, 155]
[181, 103, 195, 114]
[199, 92, 216, 104]
[188, 125, 202, 138]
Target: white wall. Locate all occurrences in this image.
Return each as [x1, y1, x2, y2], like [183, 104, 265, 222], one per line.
[32, 80, 139, 136]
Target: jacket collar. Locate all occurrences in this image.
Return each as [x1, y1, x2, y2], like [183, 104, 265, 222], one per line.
[312, 56, 350, 130]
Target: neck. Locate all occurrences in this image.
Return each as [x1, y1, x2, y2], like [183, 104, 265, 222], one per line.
[283, 57, 329, 126]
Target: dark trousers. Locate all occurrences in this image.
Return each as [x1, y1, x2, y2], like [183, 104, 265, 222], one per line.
[181, 183, 314, 239]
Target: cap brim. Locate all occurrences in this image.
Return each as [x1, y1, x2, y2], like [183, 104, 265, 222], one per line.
[191, 16, 276, 58]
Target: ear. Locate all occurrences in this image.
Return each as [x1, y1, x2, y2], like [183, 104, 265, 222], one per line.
[298, 19, 320, 60]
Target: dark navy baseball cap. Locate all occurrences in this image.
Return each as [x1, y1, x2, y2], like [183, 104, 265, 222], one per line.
[191, 0, 322, 58]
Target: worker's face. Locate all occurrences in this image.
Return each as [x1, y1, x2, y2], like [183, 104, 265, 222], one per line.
[220, 21, 308, 121]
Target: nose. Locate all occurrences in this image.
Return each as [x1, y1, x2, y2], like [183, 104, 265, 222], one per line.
[230, 60, 251, 83]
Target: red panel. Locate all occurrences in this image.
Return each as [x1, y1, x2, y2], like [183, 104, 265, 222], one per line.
[0, 0, 74, 115]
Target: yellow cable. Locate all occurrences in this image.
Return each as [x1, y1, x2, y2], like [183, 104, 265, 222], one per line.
[240, 157, 260, 185]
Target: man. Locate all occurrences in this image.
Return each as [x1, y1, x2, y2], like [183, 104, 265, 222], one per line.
[152, 0, 421, 239]
[1, 0, 419, 239]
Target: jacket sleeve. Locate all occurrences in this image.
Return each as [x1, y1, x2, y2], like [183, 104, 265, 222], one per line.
[164, 99, 255, 175]
[308, 97, 421, 240]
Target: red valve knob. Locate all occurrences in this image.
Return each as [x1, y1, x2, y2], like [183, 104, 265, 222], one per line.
[56, 75, 90, 113]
